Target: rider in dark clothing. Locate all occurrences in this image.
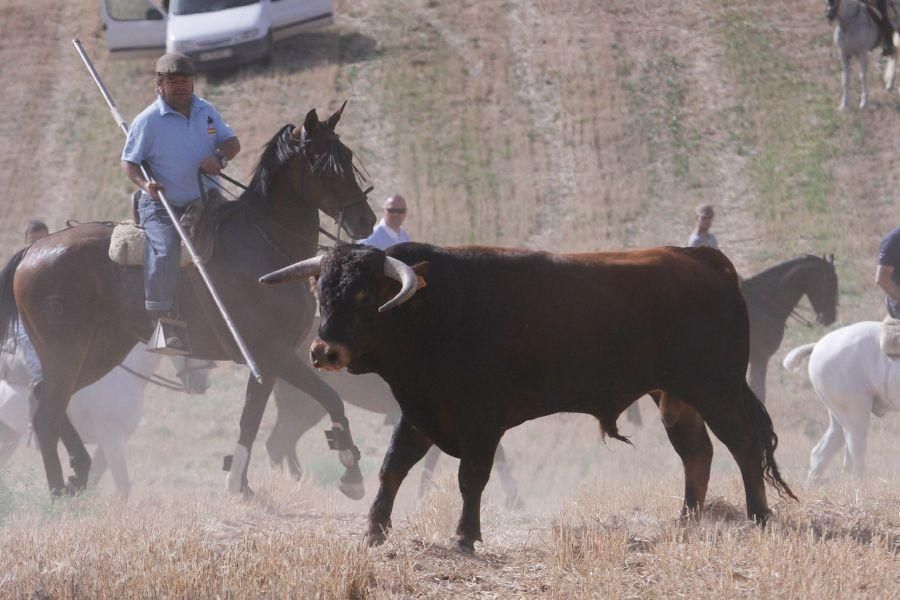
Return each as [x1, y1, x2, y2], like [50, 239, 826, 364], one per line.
[877, 0, 896, 56]
[876, 226, 900, 317]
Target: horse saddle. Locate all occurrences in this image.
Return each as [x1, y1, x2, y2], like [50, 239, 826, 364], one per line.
[861, 0, 897, 24]
[879, 316, 900, 356]
[108, 191, 225, 268]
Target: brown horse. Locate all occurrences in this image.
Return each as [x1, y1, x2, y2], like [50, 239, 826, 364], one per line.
[0, 105, 375, 498]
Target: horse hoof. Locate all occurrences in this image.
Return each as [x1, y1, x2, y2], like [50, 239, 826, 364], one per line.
[339, 464, 365, 500]
[339, 480, 365, 501]
[66, 475, 87, 495]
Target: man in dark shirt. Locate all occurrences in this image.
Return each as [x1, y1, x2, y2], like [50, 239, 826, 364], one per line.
[875, 226, 900, 316]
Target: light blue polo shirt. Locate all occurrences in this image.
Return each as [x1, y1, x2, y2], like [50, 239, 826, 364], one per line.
[122, 95, 236, 207]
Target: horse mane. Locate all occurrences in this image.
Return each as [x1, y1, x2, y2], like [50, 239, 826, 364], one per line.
[239, 122, 367, 205]
[742, 255, 824, 288]
[242, 124, 302, 202]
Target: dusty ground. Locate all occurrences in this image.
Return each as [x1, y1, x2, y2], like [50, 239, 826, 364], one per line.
[0, 0, 899, 597]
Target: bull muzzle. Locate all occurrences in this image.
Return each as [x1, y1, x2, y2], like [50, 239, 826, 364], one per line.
[310, 337, 351, 370]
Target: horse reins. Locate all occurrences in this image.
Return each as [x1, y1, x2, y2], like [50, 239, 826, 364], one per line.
[117, 364, 189, 392]
[197, 123, 373, 251]
[742, 260, 833, 328]
[117, 360, 216, 392]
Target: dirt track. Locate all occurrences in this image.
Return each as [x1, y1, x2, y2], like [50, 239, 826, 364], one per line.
[0, 1, 899, 597]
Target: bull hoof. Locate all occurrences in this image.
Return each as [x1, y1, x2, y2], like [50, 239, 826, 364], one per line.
[339, 464, 365, 501]
[366, 526, 389, 546]
[751, 510, 771, 527]
[455, 535, 476, 554]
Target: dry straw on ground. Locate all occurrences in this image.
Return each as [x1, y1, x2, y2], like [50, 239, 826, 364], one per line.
[1, 0, 900, 597]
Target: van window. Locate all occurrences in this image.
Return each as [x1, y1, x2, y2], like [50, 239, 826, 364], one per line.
[170, 0, 260, 16]
[105, 0, 156, 20]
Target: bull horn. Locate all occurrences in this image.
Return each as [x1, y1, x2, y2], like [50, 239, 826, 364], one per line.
[259, 255, 324, 284]
[379, 256, 418, 312]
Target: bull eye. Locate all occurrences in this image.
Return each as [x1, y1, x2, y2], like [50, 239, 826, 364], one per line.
[354, 291, 374, 307]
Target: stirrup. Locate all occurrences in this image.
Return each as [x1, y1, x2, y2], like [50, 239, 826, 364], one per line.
[147, 315, 192, 355]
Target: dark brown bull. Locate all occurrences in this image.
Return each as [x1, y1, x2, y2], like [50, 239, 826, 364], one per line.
[261, 243, 797, 552]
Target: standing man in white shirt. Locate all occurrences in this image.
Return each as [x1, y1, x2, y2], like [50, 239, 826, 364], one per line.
[359, 195, 411, 250]
[687, 204, 718, 249]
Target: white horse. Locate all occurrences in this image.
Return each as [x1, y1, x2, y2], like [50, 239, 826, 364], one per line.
[783, 321, 897, 480]
[828, 0, 900, 110]
[0, 343, 212, 496]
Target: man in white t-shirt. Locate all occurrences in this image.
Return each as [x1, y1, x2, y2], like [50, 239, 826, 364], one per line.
[687, 204, 718, 249]
[359, 195, 411, 250]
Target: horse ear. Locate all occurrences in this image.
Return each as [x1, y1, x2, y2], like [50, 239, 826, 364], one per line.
[304, 109, 320, 135]
[327, 100, 347, 130]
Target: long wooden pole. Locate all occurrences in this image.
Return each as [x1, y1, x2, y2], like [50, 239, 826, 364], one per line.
[72, 38, 263, 383]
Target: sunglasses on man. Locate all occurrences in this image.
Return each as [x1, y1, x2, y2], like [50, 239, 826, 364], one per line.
[386, 208, 407, 214]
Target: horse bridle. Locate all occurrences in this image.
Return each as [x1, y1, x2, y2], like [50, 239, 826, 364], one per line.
[744, 258, 835, 328]
[295, 127, 373, 242]
[205, 125, 373, 246]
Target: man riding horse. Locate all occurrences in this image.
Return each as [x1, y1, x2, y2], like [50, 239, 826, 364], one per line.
[121, 52, 241, 354]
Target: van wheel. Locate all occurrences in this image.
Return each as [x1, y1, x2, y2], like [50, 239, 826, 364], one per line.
[260, 32, 274, 67]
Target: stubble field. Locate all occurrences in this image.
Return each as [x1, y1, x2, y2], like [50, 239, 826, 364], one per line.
[0, 0, 899, 597]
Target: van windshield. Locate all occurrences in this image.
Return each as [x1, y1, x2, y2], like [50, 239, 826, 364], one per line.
[170, 0, 260, 16]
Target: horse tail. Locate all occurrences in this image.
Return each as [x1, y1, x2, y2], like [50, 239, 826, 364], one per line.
[741, 381, 798, 501]
[782, 343, 816, 372]
[0, 248, 29, 350]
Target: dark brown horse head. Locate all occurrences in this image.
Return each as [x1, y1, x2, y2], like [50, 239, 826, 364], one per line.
[246, 104, 376, 240]
[289, 103, 375, 239]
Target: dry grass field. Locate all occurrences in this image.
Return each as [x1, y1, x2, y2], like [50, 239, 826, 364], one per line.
[0, 0, 899, 597]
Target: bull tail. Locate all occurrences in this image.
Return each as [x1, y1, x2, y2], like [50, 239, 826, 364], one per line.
[741, 381, 797, 501]
[0, 248, 28, 350]
[782, 343, 816, 372]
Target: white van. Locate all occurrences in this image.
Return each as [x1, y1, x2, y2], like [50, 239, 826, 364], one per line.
[100, 0, 334, 69]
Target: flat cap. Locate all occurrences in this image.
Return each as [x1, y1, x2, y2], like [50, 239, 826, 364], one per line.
[695, 204, 715, 217]
[156, 52, 195, 76]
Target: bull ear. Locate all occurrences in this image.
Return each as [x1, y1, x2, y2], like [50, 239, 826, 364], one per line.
[304, 109, 320, 135]
[411, 261, 430, 277]
[326, 100, 347, 130]
[828, 253, 835, 265]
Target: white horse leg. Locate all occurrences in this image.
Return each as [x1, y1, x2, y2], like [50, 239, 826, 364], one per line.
[95, 432, 130, 498]
[884, 34, 897, 90]
[859, 51, 869, 109]
[841, 407, 872, 477]
[808, 411, 844, 482]
[840, 50, 851, 110]
[0, 424, 20, 467]
[88, 446, 108, 489]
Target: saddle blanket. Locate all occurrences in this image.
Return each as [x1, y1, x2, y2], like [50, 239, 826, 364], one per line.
[879, 316, 900, 356]
[108, 221, 193, 268]
[108, 192, 223, 268]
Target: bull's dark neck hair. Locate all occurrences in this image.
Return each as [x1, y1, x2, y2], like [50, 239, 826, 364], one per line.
[243, 124, 302, 203]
